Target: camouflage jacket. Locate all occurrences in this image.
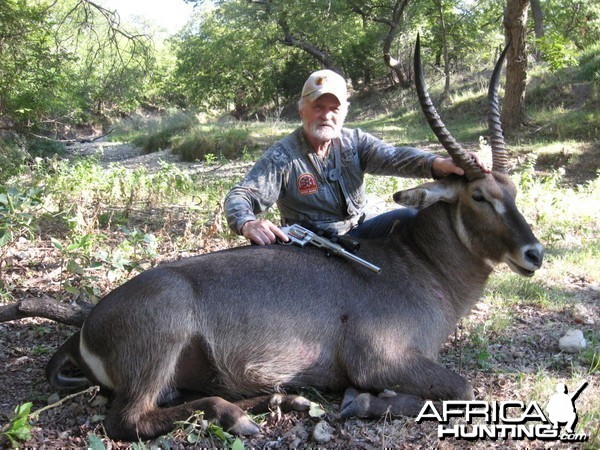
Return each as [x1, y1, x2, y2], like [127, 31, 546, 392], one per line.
[224, 126, 437, 236]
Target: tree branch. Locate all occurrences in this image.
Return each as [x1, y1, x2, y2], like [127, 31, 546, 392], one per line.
[0, 296, 92, 327]
[276, 16, 342, 73]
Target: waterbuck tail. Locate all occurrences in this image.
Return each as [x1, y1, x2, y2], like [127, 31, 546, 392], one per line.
[46, 331, 90, 390]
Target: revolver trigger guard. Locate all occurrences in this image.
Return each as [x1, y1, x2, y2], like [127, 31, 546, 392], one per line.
[277, 237, 293, 245]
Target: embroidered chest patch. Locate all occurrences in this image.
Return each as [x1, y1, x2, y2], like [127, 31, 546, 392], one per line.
[297, 173, 318, 195]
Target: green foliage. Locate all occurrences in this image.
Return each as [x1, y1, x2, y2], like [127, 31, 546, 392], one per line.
[1, 0, 599, 131]
[49, 225, 160, 303]
[535, 34, 579, 71]
[0, 138, 30, 183]
[2, 402, 33, 448]
[415, 0, 505, 72]
[176, 412, 245, 448]
[41, 157, 198, 222]
[0, 0, 65, 130]
[172, 2, 291, 117]
[173, 0, 389, 116]
[578, 43, 600, 82]
[51, 233, 103, 301]
[26, 138, 67, 159]
[0, 0, 155, 134]
[87, 434, 106, 450]
[538, 0, 600, 50]
[0, 186, 43, 250]
[172, 126, 258, 161]
[5, 155, 218, 301]
[0, 136, 67, 185]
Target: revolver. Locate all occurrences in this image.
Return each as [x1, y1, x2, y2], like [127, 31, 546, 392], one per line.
[280, 224, 381, 274]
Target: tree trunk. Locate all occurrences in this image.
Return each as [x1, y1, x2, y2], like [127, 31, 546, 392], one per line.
[348, 0, 412, 88]
[530, 0, 544, 61]
[381, 0, 412, 88]
[502, 0, 530, 131]
[530, 0, 544, 39]
[433, 0, 451, 105]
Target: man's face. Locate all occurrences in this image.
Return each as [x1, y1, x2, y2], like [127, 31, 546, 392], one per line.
[300, 94, 347, 143]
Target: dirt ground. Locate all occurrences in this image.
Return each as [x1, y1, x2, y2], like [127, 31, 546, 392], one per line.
[0, 142, 598, 449]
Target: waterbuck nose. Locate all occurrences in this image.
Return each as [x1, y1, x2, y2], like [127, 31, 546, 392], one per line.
[525, 244, 544, 269]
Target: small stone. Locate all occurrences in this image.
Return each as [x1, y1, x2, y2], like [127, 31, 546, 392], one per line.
[47, 393, 61, 404]
[559, 329, 586, 353]
[282, 423, 308, 442]
[58, 430, 71, 439]
[475, 302, 490, 312]
[312, 420, 334, 443]
[572, 304, 595, 325]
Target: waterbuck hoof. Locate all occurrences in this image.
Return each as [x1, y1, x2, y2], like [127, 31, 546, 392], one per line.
[269, 394, 311, 412]
[340, 387, 360, 412]
[339, 392, 373, 418]
[290, 396, 311, 412]
[228, 416, 260, 436]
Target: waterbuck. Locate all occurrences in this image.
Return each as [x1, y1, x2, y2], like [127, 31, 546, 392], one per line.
[46, 37, 543, 441]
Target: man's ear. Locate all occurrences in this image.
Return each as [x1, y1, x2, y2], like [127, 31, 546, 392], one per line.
[393, 180, 459, 209]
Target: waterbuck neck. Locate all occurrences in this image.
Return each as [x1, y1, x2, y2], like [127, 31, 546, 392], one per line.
[397, 202, 492, 312]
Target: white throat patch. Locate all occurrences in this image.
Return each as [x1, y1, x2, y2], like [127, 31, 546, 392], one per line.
[453, 207, 473, 254]
[79, 327, 115, 390]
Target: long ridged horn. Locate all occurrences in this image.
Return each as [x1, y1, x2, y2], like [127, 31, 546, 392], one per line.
[488, 42, 510, 173]
[414, 34, 485, 181]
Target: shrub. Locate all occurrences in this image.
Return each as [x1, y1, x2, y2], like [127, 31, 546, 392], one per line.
[27, 137, 66, 159]
[0, 138, 29, 183]
[132, 111, 198, 153]
[172, 126, 258, 162]
[578, 42, 600, 82]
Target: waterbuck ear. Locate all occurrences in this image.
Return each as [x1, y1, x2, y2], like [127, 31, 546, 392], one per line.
[393, 180, 459, 209]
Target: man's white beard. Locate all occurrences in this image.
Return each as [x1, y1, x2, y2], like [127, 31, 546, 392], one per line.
[307, 123, 341, 141]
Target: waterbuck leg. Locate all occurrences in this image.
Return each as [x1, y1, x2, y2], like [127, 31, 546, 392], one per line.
[104, 394, 259, 441]
[235, 394, 312, 414]
[368, 351, 473, 400]
[342, 351, 474, 419]
[393, 353, 475, 400]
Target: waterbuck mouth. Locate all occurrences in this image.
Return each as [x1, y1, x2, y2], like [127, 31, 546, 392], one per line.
[506, 258, 537, 277]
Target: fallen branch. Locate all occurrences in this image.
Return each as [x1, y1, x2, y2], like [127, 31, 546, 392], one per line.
[30, 386, 100, 421]
[0, 296, 92, 327]
[28, 128, 115, 145]
[78, 127, 115, 143]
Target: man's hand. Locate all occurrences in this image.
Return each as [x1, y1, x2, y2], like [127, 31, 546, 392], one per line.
[432, 154, 490, 178]
[241, 219, 289, 245]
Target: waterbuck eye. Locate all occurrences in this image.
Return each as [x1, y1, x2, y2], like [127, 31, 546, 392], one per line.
[472, 191, 485, 202]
